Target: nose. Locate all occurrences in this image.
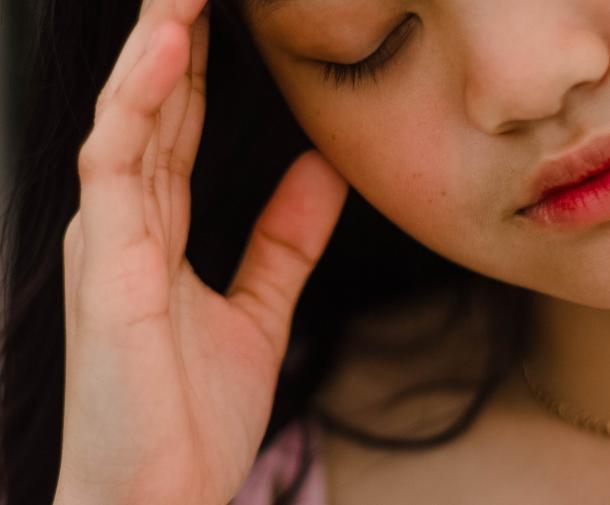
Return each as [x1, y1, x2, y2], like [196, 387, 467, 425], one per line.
[463, 9, 609, 135]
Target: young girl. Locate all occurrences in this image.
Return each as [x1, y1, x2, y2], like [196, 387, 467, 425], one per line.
[2, 0, 610, 503]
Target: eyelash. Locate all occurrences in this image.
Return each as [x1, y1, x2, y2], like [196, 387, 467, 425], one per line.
[319, 14, 419, 89]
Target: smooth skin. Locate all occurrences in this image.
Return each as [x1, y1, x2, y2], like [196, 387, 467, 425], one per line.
[55, 1, 348, 504]
[239, 1, 610, 503]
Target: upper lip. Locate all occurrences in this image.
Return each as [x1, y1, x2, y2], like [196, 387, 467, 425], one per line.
[519, 132, 610, 212]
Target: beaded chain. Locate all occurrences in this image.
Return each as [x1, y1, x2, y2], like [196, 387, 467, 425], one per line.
[521, 359, 610, 438]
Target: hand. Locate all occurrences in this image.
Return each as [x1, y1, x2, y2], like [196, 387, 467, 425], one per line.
[55, 1, 349, 504]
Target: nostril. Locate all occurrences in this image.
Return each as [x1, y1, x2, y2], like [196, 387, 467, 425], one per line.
[497, 121, 520, 134]
[495, 120, 528, 136]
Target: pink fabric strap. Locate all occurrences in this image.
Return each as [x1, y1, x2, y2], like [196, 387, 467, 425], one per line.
[231, 418, 326, 505]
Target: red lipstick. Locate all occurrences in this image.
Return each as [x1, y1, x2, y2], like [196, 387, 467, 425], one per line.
[518, 133, 610, 227]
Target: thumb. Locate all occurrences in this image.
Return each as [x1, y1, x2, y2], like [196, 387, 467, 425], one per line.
[226, 149, 349, 361]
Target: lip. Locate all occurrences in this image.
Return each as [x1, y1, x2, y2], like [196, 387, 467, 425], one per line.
[518, 133, 610, 227]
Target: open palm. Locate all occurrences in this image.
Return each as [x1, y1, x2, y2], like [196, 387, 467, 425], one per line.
[56, 1, 348, 504]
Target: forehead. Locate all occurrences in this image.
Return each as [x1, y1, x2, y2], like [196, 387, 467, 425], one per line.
[242, 0, 408, 51]
[242, 0, 405, 23]
[243, 0, 297, 20]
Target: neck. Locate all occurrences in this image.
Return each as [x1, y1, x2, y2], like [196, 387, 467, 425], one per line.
[525, 293, 610, 420]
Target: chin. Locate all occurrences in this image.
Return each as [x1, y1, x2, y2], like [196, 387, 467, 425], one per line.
[527, 274, 610, 311]
[504, 229, 610, 310]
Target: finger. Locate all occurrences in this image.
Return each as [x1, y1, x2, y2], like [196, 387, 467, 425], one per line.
[226, 150, 349, 362]
[141, 0, 208, 22]
[164, 11, 210, 266]
[189, 5, 211, 93]
[63, 213, 85, 338]
[166, 9, 209, 181]
[150, 9, 209, 256]
[149, 67, 190, 244]
[78, 23, 190, 261]
[96, 0, 209, 119]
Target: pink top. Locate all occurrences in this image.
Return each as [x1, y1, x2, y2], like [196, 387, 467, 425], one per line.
[231, 418, 327, 505]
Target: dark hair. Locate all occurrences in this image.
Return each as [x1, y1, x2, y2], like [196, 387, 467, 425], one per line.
[0, 1, 535, 504]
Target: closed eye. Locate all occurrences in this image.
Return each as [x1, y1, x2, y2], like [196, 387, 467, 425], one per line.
[314, 13, 419, 89]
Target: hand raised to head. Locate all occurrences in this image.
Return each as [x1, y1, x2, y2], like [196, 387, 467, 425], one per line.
[56, 1, 349, 503]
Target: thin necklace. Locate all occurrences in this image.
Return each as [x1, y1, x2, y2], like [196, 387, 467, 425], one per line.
[521, 359, 610, 437]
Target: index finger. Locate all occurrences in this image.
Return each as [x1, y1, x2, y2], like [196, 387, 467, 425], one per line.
[96, 0, 208, 119]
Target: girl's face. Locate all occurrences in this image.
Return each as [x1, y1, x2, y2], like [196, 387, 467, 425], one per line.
[244, 0, 610, 309]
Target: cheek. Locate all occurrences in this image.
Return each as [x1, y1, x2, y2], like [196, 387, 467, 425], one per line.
[292, 85, 468, 249]
[263, 46, 498, 267]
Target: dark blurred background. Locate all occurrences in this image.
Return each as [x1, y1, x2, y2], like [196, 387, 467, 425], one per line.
[1, 0, 29, 326]
[2, 1, 29, 196]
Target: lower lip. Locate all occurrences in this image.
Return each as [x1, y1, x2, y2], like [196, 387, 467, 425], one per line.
[520, 166, 610, 227]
